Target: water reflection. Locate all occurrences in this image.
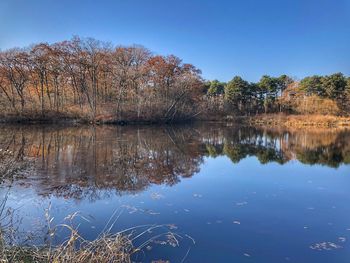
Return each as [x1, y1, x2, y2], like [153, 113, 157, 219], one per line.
[0, 124, 349, 200]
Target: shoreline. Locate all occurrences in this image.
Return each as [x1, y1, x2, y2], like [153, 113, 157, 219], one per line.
[1, 114, 350, 128]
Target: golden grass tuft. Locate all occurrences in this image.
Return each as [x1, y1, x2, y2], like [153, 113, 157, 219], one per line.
[1, 232, 134, 263]
[0, 208, 190, 263]
[247, 114, 350, 128]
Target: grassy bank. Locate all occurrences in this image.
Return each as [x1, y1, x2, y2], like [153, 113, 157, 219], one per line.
[246, 114, 350, 128]
[1, 230, 135, 263]
[1, 236, 133, 263]
[0, 219, 183, 263]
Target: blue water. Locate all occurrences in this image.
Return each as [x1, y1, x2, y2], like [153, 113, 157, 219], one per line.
[1, 124, 350, 262]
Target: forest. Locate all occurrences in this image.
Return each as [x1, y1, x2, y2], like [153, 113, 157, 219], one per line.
[0, 37, 350, 123]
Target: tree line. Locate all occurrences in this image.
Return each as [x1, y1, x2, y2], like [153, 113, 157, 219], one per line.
[204, 73, 350, 116]
[0, 37, 349, 123]
[0, 37, 202, 122]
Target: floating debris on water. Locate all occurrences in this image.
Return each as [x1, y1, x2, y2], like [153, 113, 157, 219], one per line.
[338, 237, 346, 243]
[150, 212, 160, 215]
[152, 234, 179, 248]
[236, 201, 248, 206]
[167, 224, 178, 230]
[310, 242, 342, 251]
[151, 192, 164, 200]
[138, 208, 160, 215]
[148, 210, 160, 215]
[122, 205, 138, 214]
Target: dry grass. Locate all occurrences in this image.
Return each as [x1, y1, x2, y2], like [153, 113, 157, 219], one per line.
[247, 114, 350, 128]
[0, 224, 186, 263]
[0, 207, 190, 263]
[1, 232, 134, 263]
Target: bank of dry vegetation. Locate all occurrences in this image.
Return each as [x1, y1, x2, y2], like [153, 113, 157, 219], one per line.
[1, 210, 182, 263]
[246, 114, 350, 128]
[0, 231, 134, 263]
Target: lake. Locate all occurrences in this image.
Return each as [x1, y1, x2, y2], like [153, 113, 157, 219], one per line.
[1, 123, 350, 262]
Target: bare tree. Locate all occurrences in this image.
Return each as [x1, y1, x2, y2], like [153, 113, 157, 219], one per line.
[0, 49, 30, 115]
[0, 37, 205, 122]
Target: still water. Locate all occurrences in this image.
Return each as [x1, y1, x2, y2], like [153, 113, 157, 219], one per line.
[1, 123, 350, 262]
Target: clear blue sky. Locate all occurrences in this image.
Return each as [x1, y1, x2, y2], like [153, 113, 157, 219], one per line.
[1, 0, 349, 82]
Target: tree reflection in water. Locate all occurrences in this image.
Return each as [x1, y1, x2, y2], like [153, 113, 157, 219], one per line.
[0, 124, 349, 200]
